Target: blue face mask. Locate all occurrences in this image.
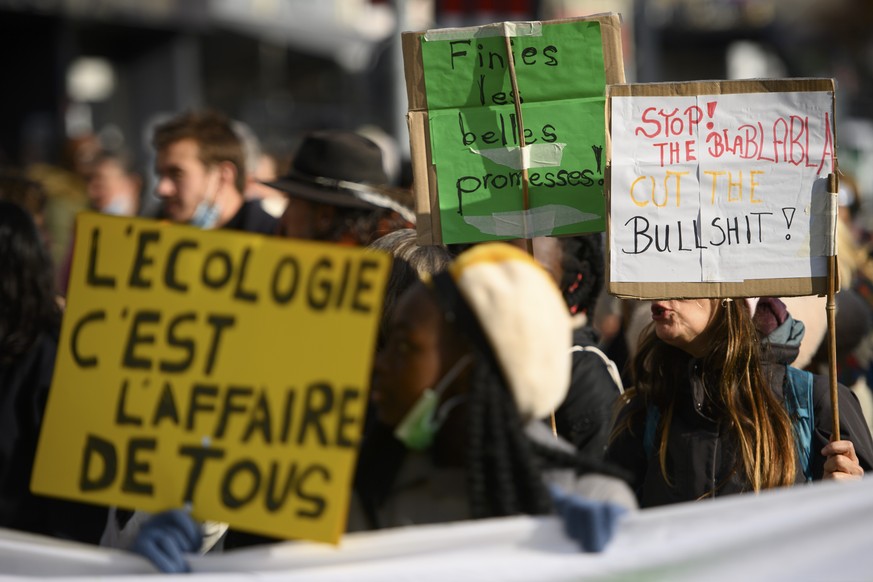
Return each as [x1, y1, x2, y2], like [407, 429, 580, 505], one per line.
[393, 354, 473, 451]
[189, 199, 221, 229]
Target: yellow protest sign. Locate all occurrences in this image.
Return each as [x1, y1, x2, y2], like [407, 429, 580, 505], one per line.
[31, 213, 390, 543]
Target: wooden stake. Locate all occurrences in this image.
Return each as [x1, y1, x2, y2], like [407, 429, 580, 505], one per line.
[827, 172, 840, 441]
[504, 32, 553, 434]
[504, 34, 534, 256]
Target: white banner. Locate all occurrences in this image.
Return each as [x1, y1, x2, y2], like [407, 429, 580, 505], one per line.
[2, 477, 872, 581]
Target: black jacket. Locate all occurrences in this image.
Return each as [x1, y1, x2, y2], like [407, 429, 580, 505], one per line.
[0, 327, 107, 543]
[606, 318, 873, 508]
[223, 199, 278, 235]
[553, 325, 622, 459]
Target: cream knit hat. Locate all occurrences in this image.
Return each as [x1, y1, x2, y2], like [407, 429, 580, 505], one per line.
[438, 243, 572, 420]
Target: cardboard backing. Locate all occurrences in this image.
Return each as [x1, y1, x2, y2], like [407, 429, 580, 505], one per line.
[402, 13, 626, 244]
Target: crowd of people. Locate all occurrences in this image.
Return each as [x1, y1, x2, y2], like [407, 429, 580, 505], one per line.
[1, 107, 872, 573]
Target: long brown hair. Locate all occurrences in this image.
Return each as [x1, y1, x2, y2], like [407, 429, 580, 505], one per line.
[617, 298, 797, 492]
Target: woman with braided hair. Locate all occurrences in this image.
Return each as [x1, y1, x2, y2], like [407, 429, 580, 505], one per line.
[352, 242, 636, 539]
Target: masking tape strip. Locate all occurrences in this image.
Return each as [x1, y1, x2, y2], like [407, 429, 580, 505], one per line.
[424, 21, 543, 42]
[826, 190, 838, 257]
[461, 204, 599, 238]
[808, 188, 838, 257]
[469, 143, 565, 170]
[498, 207, 552, 238]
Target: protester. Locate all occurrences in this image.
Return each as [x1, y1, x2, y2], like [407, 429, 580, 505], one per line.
[209, 134, 423, 553]
[359, 232, 621, 539]
[625, 295, 828, 373]
[607, 297, 873, 508]
[353, 243, 636, 536]
[424, 234, 624, 458]
[248, 150, 288, 218]
[352, 229, 454, 528]
[230, 120, 288, 218]
[101, 110, 278, 558]
[369, 228, 452, 277]
[54, 150, 143, 295]
[84, 150, 141, 216]
[824, 175, 873, 431]
[0, 200, 107, 543]
[266, 129, 414, 245]
[151, 110, 276, 234]
[543, 235, 624, 458]
[0, 169, 49, 234]
[368, 228, 453, 350]
[27, 132, 102, 262]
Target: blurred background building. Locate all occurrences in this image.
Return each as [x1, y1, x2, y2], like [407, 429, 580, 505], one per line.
[1, 0, 872, 212]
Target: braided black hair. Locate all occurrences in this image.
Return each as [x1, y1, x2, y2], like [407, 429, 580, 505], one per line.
[431, 268, 625, 520]
[465, 346, 631, 519]
[559, 234, 605, 317]
[466, 344, 553, 519]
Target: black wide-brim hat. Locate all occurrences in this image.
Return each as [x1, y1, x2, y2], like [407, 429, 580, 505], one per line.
[263, 130, 413, 220]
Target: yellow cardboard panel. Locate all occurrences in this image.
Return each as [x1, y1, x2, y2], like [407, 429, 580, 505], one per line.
[31, 214, 390, 544]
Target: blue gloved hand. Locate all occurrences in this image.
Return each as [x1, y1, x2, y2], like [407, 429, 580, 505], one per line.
[548, 484, 626, 552]
[130, 509, 203, 573]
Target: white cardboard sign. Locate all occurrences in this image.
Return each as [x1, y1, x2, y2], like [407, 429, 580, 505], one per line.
[610, 90, 834, 288]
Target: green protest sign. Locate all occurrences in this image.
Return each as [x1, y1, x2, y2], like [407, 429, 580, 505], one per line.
[403, 14, 626, 244]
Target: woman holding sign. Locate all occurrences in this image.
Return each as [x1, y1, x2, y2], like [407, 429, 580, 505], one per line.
[607, 297, 873, 508]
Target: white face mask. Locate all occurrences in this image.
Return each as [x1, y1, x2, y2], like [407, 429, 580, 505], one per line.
[393, 354, 473, 451]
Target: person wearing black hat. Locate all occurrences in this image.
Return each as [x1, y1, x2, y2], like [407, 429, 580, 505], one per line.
[266, 130, 414, 246]
[152, 110, 276, 234]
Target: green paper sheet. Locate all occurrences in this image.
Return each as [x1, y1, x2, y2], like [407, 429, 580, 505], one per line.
[420, 20, 608, 243]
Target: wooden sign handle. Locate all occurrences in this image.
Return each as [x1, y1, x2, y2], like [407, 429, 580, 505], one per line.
[503, 34, 534, 255]
[827, 172, 840, 441]
[505, 33, 557, 436]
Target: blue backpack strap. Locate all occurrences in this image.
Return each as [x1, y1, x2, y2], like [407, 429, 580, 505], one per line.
[643, 405, 660, 459]
[783, 366, 815, 482]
